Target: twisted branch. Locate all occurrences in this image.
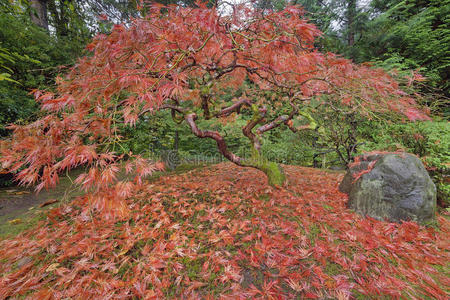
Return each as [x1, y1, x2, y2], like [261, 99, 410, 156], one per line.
[185, 113, 243, 165]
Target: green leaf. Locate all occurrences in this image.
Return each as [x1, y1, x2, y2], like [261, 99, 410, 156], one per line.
[0, 73, 19, 83]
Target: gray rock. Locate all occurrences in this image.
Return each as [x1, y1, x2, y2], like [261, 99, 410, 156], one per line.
[339, 153, 436, 225]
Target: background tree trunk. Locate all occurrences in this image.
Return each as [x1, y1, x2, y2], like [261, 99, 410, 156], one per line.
[29, 0, 49, 31]
[346, 0, 356, 46]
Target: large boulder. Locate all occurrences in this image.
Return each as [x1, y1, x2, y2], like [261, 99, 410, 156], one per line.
[339, 152, 436, 225]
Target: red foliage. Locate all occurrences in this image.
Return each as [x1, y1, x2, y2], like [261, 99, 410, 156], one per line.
[0, 4, 440, 296]
[0, 163, 447, 298]
[0, 3, 430, 194]
[352, 160, 377, 183]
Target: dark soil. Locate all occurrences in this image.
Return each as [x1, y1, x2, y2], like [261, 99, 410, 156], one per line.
[0, 186, 76, 221]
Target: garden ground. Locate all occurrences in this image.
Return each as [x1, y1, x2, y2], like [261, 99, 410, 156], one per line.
[0, 163, 448, 299]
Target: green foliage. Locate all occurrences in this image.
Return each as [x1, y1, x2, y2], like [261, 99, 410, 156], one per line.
[0, 10, 89, 136]
[0, 12, 87, 85]
[258, 100, 367, 169]
[116, 110, 222, 168]
[0, 41, 40, 83]
[0, 46, 18, 82]
[118, 111, 173, 155]
[0, 85, 38, 135]
[260, 129, 314, 165]
[357, 0, 450, 96]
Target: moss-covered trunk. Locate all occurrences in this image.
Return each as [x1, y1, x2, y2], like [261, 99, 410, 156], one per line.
[242, 147, 285, 186]
[258, 160, 285, 186]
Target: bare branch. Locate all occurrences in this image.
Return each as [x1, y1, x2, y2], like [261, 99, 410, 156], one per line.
[215, 97, 252, 117]
[286, 123, 312, 133]
[256, 115, 290, 134]
[185, 113, 243, 165]
[161, 104, 186, 114]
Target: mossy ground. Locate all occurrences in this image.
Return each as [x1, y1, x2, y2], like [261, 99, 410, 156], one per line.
[0, 163, 448, 299]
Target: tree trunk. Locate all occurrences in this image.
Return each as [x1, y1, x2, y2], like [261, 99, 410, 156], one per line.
[173, 130, 179, 151]
[29, 0, 49, 31]
[47, 0, 71, 37]
[241, 147, 286, 186]
[346, 0, 356, 46]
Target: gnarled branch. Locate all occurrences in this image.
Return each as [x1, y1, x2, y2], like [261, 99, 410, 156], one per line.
[242, 106, 267, 151]
[256, 115, 290, 134]
[185, 113, 243, 165]
[215, 97, 252, 117]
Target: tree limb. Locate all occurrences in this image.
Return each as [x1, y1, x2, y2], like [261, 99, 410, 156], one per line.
[242, 106, 266, 151]
[215, 97, 252, 117]
[161, 104, 186, 114]
[184, 113, 243, 165]
[255, 99, 299, 134]
[256, 115, 290, 134]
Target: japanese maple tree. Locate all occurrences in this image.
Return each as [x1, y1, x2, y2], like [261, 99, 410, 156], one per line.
[1, 3, 430, 203]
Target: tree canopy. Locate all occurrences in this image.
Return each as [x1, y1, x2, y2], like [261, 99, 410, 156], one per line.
[0, 2, 448, 298]
[0, 2, 431, 215]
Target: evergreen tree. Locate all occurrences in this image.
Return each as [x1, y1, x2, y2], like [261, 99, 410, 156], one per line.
[358, 0, 449, 97]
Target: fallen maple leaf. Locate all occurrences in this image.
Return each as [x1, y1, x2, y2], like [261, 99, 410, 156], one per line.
[46, 263, 60, 272]
[8, 218, 22, 225]
[39, 199, 59, 208]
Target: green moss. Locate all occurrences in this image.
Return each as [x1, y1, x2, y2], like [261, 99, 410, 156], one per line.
[224, 244, 238, 254]
[181, 256, 205, 281]
[422, 217, 439, 228]
[324, 261, 344, 276]
[242, 145, 286, 186]
[128, 239, 150, 259]
[261, 161, 285, 186]
[351, 290, 369, 300]
[0, 210, 47, 240]
[163, 257, 227, 297]
[15, 290, 35, 299]
[240, 266, 265, 289]
[117, 262, 132, 278]
[192, 191, 212, 203]
[308, 224, 321, 246]
[258, 194, 271, 202]
[323, 204, 333, 211]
